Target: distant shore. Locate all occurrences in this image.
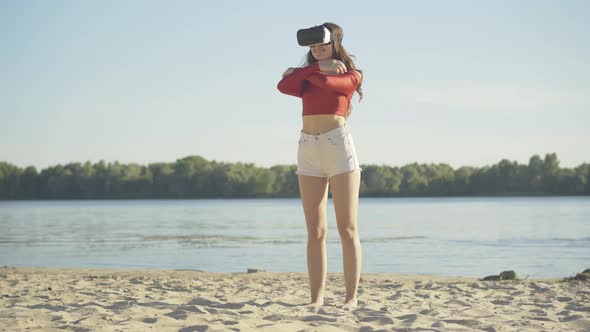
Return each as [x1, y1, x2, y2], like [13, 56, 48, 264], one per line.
[1, 266, 588, 331]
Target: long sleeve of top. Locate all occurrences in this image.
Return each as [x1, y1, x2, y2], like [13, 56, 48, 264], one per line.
[276, 62, 321, 97]
[305, 70, 361, 95]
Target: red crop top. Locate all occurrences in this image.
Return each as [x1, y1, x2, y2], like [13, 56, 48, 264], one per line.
[276, 61, 361, 117]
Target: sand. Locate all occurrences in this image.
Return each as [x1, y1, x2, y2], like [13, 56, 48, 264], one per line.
[1, 266, 589, 331]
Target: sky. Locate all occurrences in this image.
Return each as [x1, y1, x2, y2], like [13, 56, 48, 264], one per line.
[1, 0, 589, 171]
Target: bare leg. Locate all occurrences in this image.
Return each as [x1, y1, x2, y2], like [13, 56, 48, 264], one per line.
[329, 169, 362, 309]
[298, 174, 329, 311]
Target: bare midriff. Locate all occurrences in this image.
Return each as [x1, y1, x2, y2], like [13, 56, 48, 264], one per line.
[302, 114, 346, 135]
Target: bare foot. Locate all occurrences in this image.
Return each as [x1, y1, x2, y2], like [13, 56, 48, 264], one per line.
[306, 301, 323, 313]
[342, 298, 358, 311]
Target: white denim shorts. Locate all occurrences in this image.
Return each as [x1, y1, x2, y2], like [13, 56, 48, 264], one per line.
[295, 123, 363, 178]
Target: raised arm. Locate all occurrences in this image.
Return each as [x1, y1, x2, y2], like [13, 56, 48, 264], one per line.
[305, 70, 361, 95]
[276, 62, 321, 97]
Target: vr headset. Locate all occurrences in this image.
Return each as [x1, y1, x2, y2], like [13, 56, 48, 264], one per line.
[297, 25, 332, 47]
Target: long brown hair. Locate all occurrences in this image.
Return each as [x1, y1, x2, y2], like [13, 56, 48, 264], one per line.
[301, 22, 364, 118]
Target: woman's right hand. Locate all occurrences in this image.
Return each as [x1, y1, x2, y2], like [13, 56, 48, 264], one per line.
[282, 67, 296, 78]
[318, 59, 347, 75]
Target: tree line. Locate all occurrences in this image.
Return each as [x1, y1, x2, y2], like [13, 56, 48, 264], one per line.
[0, 153, 588, 200]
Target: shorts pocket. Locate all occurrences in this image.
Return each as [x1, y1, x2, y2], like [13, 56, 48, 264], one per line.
[297, 138, 311, 162]
[327, 133, 353, 156]
[327, 133, 349, 146]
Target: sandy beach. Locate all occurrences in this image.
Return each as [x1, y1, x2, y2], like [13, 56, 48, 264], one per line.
[1, 266, 589, 332]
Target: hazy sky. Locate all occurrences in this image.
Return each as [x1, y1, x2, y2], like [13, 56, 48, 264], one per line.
[1, 0, 588, 171]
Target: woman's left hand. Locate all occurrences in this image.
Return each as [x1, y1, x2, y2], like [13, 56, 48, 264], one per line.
[319, 59, 347, 75]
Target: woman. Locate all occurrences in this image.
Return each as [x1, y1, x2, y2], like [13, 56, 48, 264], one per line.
[276, 22, 364, 312]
